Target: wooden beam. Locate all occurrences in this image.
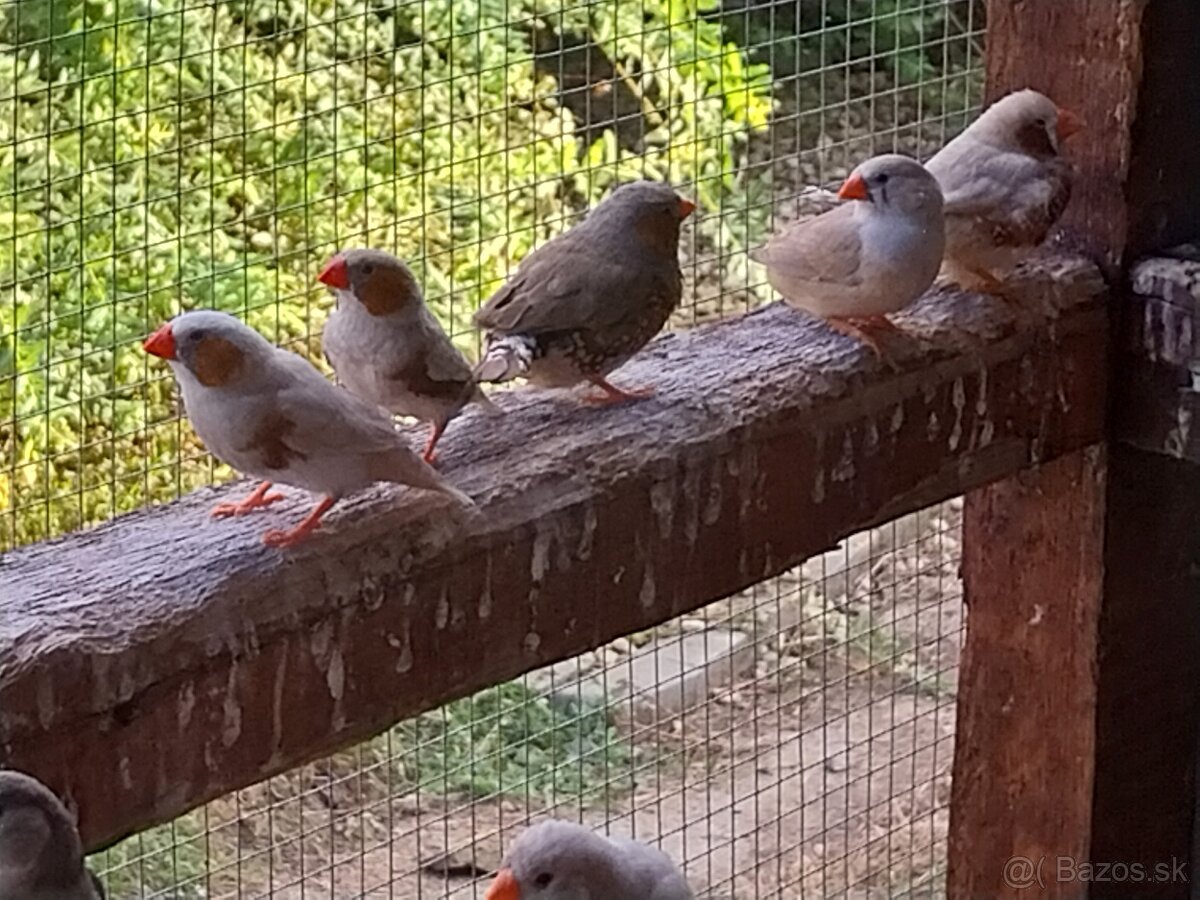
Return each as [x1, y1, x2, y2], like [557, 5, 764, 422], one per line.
[949, 447, 1106, 897]
[950, 2, 1200, 896]
[1096, 250, 1200, 883]
[1117, 249, 1200, 461]
[1091, 444, 1200, 894]
[0, 258, 1106, 851]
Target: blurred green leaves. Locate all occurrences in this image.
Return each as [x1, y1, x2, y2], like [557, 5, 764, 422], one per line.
[0, 0, 772, 547]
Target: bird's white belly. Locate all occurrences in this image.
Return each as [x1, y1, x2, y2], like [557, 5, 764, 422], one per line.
[335, 351, 447, 423]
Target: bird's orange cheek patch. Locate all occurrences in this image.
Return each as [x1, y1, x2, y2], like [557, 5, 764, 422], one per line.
[192, 335, 244, 386]
[358, 268, 419, 316]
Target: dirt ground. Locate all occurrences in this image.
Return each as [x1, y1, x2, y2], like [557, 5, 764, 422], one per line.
[175, 500, 962, 900]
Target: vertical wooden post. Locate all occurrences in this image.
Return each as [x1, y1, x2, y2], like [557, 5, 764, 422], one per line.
[949, 1, 1200, 896]
[950, 450, 1106, 896]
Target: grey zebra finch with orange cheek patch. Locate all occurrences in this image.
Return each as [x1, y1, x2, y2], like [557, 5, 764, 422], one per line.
[925, 88, 1082, 298]
[318, 248, 500, 464]
[143, 309, 471, 548]
[485, 819, 693, 900]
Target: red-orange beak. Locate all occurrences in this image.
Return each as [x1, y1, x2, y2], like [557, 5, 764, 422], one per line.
[677, 197, 696, 219]
[317, 254, 350, 289]
[484, 867, 520, 900]
[837, 172, 870, 202]
[143, 323, 177, 360]
[1056, 107, 1083, 141]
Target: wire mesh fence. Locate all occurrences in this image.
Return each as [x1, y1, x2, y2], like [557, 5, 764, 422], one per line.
[88, 499, 963, 898]
[5, 0, 982, 896]
[2, 0, 983, 550]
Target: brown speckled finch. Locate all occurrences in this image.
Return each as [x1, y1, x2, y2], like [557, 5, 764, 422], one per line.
[473, 180, 695, 405]
[925, 88, 1082, 294]
[484, 819, 693, 900]
[318, 248, 500, 463]
[143, 310, 471, 548]
[751, 154, 945, 355]
[0, 770, 105, 900]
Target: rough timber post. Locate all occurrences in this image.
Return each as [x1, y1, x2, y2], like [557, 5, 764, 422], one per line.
[948, 1, 1200, 896]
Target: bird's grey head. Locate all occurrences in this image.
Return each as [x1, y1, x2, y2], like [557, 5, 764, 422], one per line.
[143, 309, 275, 389]
[0, 770, 90, 898]
[317, 248, 423, 317]
[841, 154, 944, 218]
[486, 820, 619, 900]
[975, 88, 1083, 158]
[583, 180, 695, 259]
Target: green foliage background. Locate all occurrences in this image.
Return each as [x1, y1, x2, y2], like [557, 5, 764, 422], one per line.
[0, 0, 982, 549]
[0, 0, 773, 548]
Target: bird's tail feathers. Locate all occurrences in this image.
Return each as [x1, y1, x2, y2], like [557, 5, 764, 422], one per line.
[472, 387, 504, 417]
[473, 334, 536, 384]
[372, 449, 475, 508]
[435, 481, 476, 508]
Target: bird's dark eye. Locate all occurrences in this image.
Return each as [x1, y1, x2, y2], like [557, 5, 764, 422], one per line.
[875, 173, 889, 185]
[189, 329, 208, 343]
[361, 263, 374, 276]
[533, 872, 554, 888]
[1035, 117, 1047, 128]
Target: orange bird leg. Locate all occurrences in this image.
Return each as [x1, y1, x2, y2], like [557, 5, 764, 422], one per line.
[966, 267, 1028, 308]
[969, 267, 1008, 295]
[422, 419, 449, 465]
[582, 374, 657, 407]
[211, 480, 285, 519]
[262, 496, 336, 548]
[823, 315, 908, 366]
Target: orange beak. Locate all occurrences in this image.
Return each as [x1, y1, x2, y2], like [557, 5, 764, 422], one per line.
[677, 197, 696, 219]
[1056, 107, 1083, 141]
[317, 254, 350, 289]
[484, 868, 520, 900]
[143, 323, 177, 360]
[837, 172, 870, 202]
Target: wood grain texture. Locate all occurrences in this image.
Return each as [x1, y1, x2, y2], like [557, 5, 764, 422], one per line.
[960, 4, 1200, 895]
[985, 0, 1147, 265]
[948, 447, 1107, 898]
[0, 257, 1107, 851]
[1118, 251, 1200, 461]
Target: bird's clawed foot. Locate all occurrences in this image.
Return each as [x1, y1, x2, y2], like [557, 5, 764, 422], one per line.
[211, 481, 285, 518]
[968, 269, 1030, 310]
[262, 497, 335, 548]
[582, 377, 656, 407]
[824, 316, 902, 366]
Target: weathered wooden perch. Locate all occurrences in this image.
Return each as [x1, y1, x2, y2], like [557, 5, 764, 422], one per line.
[1117, 247, 1200, 461]
[0, 255, 1107, 851]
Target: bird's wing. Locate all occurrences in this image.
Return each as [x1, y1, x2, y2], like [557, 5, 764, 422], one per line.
[474, 234, 661, 335]
[259, 353, 409, 462]
[754, 204, 864, 286]
[385, 316, 475, 406]
[411, 325, 474, 385]
[935, 150, 1072, 247]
